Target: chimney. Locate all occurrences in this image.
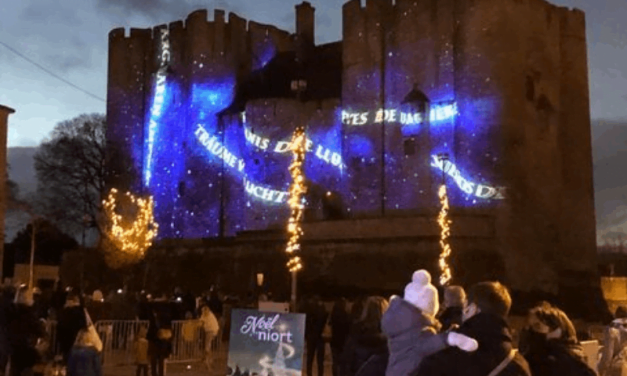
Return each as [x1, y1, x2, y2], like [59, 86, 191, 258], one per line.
[295, 2, 315, 46]
[0, 104, 15, 283]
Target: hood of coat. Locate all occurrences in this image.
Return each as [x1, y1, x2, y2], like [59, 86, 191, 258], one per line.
[382, 296, 441, 339]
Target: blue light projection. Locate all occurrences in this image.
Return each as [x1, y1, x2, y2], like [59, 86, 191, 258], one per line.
[341, 102, 458, 126]
[430, 155, 505, 199]
[143, 28, 171, 187]
[135, 38, 503, 239]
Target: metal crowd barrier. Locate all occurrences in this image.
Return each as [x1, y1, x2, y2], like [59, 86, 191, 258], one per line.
[95, 320, 149, 366]
[91, 320, 222, 366]
[168, 320, 223, 364]
[43, 319, 223, 366]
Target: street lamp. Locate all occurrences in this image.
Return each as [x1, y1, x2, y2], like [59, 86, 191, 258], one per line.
[437, 153, 449, 185]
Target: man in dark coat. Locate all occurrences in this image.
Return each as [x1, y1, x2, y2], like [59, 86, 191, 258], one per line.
[56, 291, 87, 362]
[413, 281, 531, 376]
[305, 296, 329, 376]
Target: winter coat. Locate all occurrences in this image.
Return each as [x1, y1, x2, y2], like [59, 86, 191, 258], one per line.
[305, 302, 329, 344]
[147, 307, 173, 358]
[524, 336, 597, 376]
[382, 296, 449, 376]
[341, 322, 389, 376]
[599, 319, 627, 376]
[7, 303, 44, 370]
[330, 305, 351, 350]
[439, 306, 464, 332]
[412, 313, 531, 376]
[57, 304, 87, 359]
[134, 338, 149, 365]
[67, 346, 102, 376]
[200, 311, 219, 336]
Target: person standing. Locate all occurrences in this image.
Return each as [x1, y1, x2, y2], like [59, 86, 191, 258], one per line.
[147, 305, 172, 376]
[521, 303, 596, 376]
[133, 326, 149, 376]
[199, 306, 219, 371]
[382, 271, 478, 376]
[305, 297, 328, 376]
[7, 287, 44, 376]
[67, 325, 102, 376]
[598, 306, 627, 376]
[56, 292, 87, 362]
[413, 281, 531, 376]
[330, 298, 350, 376]
[438, 286, 466, 332]
[340, 296, 389, 376]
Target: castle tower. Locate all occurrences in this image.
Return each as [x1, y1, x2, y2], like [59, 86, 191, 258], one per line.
[0, 104, 15, 282]
[341, 0, 599, 304]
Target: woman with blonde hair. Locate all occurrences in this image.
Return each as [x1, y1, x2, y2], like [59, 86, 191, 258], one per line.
[341, 296, 389, 376]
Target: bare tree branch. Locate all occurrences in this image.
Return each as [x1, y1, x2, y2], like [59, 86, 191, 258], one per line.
[34, 113, 106, 236]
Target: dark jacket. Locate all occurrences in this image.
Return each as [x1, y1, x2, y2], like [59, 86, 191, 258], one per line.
[341, 322, 389, 376]
[8, 304, 44, 369]
[382, 297, 448, 376]
[305, 301, 328, 344]
[523, 336, 596, 376]
[147, 305, 173, 357]
[57, 305, 87, 360]
[413, 313, 531, 376]
[439, 306, 463, 332]
[330, 304, 351, 350]
[67, 346, 102, 376]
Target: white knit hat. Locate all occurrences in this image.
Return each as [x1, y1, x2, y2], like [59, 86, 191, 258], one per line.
[404, 270, 439, 316]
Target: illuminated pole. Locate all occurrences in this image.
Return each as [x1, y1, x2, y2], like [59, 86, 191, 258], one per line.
[289, 79, 307, 312]
[437, 153, 452, 286]
[286, 126, 306, 312]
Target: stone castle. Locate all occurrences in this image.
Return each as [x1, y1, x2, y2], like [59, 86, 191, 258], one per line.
[106, 0, 601, 314]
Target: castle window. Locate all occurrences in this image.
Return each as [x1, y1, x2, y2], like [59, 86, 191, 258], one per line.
[404, 138, 416, 156]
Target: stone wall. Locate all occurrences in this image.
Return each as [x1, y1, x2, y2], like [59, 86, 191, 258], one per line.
[150, 215, 497, 297]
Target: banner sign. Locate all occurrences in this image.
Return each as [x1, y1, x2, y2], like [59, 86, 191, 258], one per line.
[227, 309, 306, 376]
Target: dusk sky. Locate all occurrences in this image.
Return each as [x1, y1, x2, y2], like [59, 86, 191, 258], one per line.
[0, 0, 626, 147]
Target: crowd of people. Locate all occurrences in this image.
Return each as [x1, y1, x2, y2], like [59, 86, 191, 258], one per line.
[0, 284, 225, 376]
[4, 271, 627, 376]
[302, 270, 626, 376]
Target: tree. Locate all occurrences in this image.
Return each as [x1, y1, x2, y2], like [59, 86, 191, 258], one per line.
[99, 188, 158, 269]
[33, 114, 105, 236]
[8, 219, 78, 266]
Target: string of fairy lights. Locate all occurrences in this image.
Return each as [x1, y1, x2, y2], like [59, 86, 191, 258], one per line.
[438, 184, 452, 285]
[102, 188, 159, 260]
[285, 127, 307, 273]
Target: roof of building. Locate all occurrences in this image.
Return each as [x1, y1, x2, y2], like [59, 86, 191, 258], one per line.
[221, 41, 342, 114]
[0, 104, 16, 114]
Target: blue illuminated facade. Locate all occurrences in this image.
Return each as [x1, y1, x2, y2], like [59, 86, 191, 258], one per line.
[107, 3, 507, 240]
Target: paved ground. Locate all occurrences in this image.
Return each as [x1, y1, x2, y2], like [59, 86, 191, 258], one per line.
[103, 346, 333, 376]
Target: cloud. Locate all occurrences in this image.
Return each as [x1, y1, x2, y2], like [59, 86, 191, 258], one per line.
[19, 1, 82, 25]
[95, 0, 242, 23]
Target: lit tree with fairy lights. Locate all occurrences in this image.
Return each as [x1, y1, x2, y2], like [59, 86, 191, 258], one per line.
[100, 188, 158, 269]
